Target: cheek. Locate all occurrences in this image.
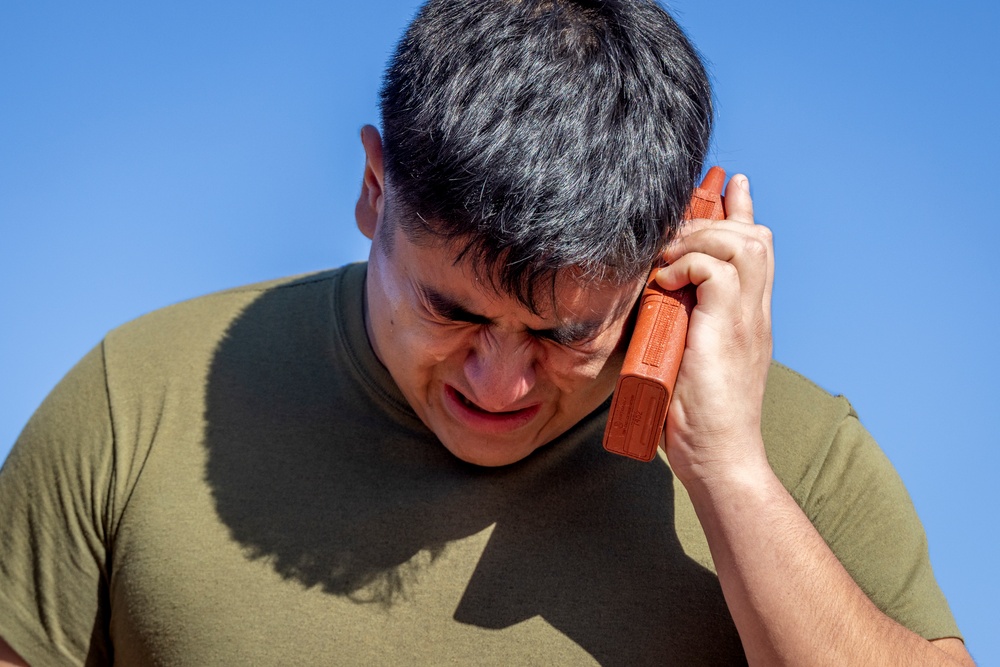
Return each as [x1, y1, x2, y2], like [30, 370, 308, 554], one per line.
[371, 293, 455, 365]
[542, 346, 622, 392]
[389, 319, 470, 368]
[543, 321, 630, 393]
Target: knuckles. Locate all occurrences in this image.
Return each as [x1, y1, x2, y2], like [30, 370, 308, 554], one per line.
[715, 260, 740, 283]
[753, 224, 774, 246]
[740, 235, 770, 263]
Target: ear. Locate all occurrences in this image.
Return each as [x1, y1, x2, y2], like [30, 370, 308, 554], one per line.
[355, 124, 385, 241]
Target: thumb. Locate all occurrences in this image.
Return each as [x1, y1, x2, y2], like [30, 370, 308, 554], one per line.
[723, 174, 754, 225]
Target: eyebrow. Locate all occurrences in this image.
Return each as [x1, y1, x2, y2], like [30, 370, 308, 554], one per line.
[418, 284, 604, 345]
[421, 285, 492, 326]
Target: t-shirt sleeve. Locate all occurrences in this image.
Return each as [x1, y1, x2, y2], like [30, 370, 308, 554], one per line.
[0, 344, 115, 666]
[800, 412, 961, 641]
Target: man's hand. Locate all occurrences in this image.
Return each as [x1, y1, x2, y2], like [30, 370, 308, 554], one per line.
[648, 174, 975, 665]
[655, 174, 774, 487]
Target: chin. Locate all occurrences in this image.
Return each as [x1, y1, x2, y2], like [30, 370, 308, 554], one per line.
[440, 437, 538, 468]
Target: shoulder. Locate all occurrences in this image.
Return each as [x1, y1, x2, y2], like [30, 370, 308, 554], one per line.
[110, 268, 350, 341]
[103, 265, 362, 362]
[761, 361, 863, 497]
[762, 360, 854, 429]
[94, 264, 367, 412]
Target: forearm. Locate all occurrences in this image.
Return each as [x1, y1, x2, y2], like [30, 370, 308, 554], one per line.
[683, 451, 972, 666]
[0, 636, 29, 667]
[660, 175, 971, 664]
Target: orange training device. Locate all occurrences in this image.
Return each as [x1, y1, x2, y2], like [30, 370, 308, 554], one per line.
[602, 167, 727, 461]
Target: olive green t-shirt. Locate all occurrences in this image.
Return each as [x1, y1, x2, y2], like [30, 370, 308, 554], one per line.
[0, 263, 959, 665]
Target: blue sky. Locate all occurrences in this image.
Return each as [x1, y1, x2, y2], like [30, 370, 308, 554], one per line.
[2, 0, 997, 661]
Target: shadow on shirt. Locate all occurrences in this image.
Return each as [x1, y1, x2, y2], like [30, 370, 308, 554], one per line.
[202, 277, 744, 665]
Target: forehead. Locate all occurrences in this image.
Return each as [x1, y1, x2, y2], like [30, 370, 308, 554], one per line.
[382, 191, 644, 319]
[388, 223, 640, 326]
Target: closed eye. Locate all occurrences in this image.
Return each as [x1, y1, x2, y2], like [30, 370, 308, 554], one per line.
[420, 285, 492, 326]
[418, 282, 603, 349]
[529, 321, 602, 348]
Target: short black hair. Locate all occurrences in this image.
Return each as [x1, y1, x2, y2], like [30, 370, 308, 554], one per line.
[380, 0, 712, 312]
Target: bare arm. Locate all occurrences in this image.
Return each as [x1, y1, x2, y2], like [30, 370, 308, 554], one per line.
[0, 636, 29, 667]
[656, 174, 974, 666]
[683, 451, 973, 665]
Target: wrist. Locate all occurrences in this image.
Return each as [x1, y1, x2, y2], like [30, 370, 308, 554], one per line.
[668, 434, 777, 502]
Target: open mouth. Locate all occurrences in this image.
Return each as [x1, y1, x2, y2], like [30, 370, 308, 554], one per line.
[443, 385, 541, 431]
[451, 387, 524, 415]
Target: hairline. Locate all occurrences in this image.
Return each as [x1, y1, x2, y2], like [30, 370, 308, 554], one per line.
[378, 181, 647, 319]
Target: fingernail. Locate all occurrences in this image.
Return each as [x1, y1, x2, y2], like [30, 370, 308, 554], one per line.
[740, 176, 751, 193]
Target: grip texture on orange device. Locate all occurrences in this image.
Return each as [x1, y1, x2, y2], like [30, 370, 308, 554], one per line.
[602, 167, 727, 461]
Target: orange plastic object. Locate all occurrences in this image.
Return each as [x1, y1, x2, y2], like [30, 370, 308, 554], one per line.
[602, 167, 727, 461]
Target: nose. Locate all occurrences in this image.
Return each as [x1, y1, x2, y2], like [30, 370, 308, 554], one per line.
[463, 330, 537, 411]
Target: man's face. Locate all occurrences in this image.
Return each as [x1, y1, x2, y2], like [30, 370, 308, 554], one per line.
[362, 221, 640, 467]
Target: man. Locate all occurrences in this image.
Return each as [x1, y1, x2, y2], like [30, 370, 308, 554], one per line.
[0, 0, 974, 664]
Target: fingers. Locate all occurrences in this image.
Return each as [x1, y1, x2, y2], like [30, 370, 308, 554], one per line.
[658, 226, 771, 319]
[723, 173, 754, 225]
[655, 253, 743, 334]
[657, 173, 775, 478]
[662, 174, 774, 322]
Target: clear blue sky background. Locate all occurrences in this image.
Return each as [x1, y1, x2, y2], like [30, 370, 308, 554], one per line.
[2, 0, 997, 661]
